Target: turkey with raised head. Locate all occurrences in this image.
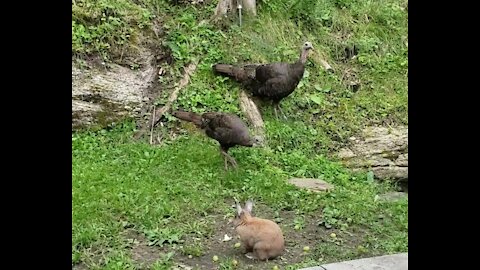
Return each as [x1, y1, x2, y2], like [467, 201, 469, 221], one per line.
[171, 110, 259, 170]
[213, 41, 314, 119]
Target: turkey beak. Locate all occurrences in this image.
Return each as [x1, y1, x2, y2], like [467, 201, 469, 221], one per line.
[252, 138, 262, 147]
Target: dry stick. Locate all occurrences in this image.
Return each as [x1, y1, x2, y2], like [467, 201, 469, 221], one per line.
[149, 61, 198, 130]
[134, 60, 198, 141]
[156, 133, 162, 144]
[238, 90, 266, 146]
[150, 106, 156, 145]
[320, 59, 334, 72]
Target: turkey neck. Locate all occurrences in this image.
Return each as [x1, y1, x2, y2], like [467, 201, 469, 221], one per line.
[299, 48, 310, 65]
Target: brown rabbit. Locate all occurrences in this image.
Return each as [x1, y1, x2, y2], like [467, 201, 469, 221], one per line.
[232, 200, 285, 261]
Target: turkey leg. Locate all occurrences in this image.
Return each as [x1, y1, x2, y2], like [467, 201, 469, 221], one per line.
[220, 146, 238, 170]
[273, 101, 287, 120]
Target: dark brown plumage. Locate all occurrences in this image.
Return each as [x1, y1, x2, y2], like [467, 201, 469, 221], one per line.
[172, 110, 256, 169]
[213, 41, 314, 119]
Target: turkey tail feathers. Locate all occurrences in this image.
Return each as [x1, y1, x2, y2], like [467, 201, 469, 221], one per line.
[171, 111, 203, 126]
[212, 64, 237, 76]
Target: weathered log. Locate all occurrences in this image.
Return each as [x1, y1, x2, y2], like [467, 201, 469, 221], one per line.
[72, 49, 156, 131]
[238, 90, 266, 146]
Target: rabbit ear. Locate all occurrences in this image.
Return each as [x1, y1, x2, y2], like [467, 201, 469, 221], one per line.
[236, 201, 243, 215]
[245, 200, 254, 213]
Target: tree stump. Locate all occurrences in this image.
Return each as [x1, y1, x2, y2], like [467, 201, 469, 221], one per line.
[213, 0, 257, 21]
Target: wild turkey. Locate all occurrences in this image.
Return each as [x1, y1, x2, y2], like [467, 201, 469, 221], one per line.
[172, 110, 258, 170]
[213, 41, 314, 119]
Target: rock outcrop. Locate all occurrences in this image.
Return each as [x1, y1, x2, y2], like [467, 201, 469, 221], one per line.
[336, 126, 408, 182]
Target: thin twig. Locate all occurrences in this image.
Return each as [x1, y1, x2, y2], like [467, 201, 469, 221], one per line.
[135, 61, 198, 140]
[156, 133, 163, 144]
[320, 59, 334, 72]
[150, 60, 198, 129]
[150, 106, 156, 145]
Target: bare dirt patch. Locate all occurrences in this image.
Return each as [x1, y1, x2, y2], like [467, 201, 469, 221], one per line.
[72, 262, 89, 270]
[171, 201, 369, 269]
[72, 202, 380, 270]
[122, 229, 163, 268]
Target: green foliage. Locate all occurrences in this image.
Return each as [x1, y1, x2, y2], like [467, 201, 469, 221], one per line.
[72, 0, 157, 58]
[72, 0, 407, 268]
[181, 242, 205, 257]
[150, 252, 175, 270]
[73, 124, 407, 267]
[144, 227, 183, 247]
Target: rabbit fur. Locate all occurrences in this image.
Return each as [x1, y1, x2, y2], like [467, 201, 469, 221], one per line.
[232, 200, 285, 261]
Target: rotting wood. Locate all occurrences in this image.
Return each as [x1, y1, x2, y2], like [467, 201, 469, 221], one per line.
[238, 90, 266, 146]
[134, 60, 198, 140]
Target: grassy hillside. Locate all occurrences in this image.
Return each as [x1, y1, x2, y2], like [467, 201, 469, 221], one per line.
[72, 0, 408, 269]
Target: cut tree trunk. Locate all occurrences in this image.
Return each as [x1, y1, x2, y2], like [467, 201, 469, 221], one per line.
[238, 90, 266, 146]
[214, 0, 257, 20]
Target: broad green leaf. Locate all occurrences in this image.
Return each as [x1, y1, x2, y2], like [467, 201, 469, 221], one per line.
[310, 94, 323, 105]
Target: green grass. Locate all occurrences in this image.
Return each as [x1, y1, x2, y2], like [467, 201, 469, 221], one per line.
[159, 0, 408, 151]
[72, 0, 407, 148]
[73, 0, 407, 268]
[73, 123, 407, 268]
